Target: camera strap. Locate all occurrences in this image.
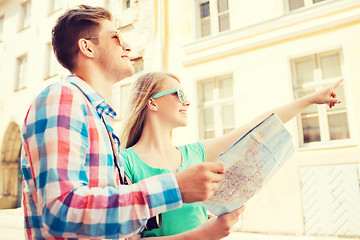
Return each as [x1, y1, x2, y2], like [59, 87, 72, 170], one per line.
[102, 117, 128, 185]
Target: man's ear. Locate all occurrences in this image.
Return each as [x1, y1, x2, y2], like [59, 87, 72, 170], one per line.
[78, 38, 95, 58]
[147, 98, 158, 111]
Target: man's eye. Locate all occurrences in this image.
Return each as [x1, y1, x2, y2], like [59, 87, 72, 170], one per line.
[113, 35, 119, 39]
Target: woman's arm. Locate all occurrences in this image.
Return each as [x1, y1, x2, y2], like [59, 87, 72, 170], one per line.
[202, 79, 343, 162]
[141, 206, 245, 240]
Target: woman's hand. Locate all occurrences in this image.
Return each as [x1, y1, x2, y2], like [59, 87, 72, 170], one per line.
[141, 207, 245, 240]
[194, 206, 245, 240]
[309, 79, 343, 108]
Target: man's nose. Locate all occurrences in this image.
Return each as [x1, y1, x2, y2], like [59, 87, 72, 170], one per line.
[122, 41, 131, 52]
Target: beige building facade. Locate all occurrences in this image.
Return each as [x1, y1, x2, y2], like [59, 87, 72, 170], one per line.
[162, 0, 360, 238]
[0, 0, 359, 239]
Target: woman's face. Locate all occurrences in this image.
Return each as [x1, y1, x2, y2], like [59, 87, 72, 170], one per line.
[153, 76, 190, 128]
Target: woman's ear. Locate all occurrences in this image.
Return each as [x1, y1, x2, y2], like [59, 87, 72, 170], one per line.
[147, 98, 158, 111]
[78, 38, 95, 58]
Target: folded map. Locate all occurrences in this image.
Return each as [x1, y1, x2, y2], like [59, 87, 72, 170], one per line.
[202, 113, 295, 216]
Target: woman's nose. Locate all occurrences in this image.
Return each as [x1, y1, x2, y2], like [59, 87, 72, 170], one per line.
[184, 99, 190, 106]
[122, 41, 132, 52]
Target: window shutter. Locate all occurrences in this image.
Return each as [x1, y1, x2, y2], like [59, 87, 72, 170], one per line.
[299, 164, 360, 237]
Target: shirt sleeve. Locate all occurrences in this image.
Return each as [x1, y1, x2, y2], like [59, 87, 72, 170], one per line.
[21, 84, 183, 239]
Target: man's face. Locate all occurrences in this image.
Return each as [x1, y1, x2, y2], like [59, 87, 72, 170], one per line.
[94, 19, 135, 83]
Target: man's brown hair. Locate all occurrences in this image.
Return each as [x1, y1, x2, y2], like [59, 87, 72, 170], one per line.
[52, 5, 113, 72]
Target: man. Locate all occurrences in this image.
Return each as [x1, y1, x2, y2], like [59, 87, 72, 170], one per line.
[21, 5, 230, 239]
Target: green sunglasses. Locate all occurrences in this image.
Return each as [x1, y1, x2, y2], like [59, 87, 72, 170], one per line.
[152, 88, 187, 103]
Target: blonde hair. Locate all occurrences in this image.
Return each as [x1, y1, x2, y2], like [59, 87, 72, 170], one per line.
[120, 72, 180, 150]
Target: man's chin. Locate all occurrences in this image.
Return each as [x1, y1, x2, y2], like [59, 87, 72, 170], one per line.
[118, 68, 135, 81]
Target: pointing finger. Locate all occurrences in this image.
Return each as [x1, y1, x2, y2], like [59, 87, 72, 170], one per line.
[331, 79, 343, 90]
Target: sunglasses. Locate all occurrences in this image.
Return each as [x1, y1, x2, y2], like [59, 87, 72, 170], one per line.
[152, 88, 187, 103]
[85, 30, 124, 47]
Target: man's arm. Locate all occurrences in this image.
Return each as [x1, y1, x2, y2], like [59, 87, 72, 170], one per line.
[22, 83, 225, 239]
[21, 84, 181, 238]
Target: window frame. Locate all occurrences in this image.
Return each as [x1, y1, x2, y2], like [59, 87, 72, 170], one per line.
[290, 49, 354, 149]
[44, 42, 58, 80]
[286, 0, 328, 12]
[19, 0, 31, 31]
[217, 0, 230, 33]
[197, 74, 235, 140]
[15, 54, 28, 91]
[123, 0, 131, 9]
[196, 0, 230, 38]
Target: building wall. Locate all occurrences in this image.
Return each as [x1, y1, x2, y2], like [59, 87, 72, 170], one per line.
[165, 0, 360, 237]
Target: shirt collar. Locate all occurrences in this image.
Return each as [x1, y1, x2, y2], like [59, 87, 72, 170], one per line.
[65, 75, 117, 120]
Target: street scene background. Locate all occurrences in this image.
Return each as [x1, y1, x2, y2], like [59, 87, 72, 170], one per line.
[0, 0, 359, 239]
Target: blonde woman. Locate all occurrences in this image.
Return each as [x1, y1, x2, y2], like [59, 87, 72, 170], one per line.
[120, 72, 342, 239]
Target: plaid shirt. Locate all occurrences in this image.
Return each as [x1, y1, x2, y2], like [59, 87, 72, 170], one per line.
[21, 75, 182, 239]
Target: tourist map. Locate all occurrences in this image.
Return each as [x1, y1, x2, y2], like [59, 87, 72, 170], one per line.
[202, 113, 295, 216]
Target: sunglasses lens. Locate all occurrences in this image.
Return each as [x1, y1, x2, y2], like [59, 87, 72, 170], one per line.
[117, 32, 124, 46]
[178, 90, 185, 102]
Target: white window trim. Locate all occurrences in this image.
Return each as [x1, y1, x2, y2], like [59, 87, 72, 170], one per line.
[197, 74, 235, 139]
[286, 0, 331, 12]
[196, 0, 229, 39]
[290, 49, 356, 150]
[44, 42, 58, 80]
[15, 54, 28, 91]
[19, 0, 31, 31]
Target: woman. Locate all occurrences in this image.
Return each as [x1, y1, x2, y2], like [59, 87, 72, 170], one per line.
[120, 72, 342, 239]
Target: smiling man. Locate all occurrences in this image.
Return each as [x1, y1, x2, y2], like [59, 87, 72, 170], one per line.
[20, 5, 226, 240]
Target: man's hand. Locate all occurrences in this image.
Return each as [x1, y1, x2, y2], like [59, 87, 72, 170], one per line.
[175, 162, 225, 203]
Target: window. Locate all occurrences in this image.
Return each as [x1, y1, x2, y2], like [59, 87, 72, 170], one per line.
[123, 0, 131, 9]
[0, 16, 4, 42]
[15, 55, 28, 90]
[288, 0, 326, 11]
[49, 0, 62, 14]
[299, 164, 360, 236]
[20, 1, 31, 30]
[198, 74, 235, 139]
[45, 43, 58, 79]
[217, 0, 229, 32]
[200, 1, 211, 37]
[291, 50, 350, 147]
[197, 0, 230, 38]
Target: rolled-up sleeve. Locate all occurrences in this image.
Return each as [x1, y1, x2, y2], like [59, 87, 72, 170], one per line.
[21, 81, 182, 239]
